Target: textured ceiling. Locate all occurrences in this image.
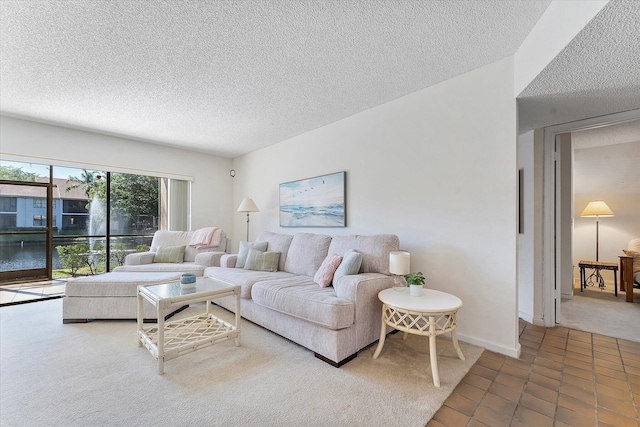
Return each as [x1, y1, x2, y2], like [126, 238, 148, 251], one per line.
[0, 0, 552, 158]
[572, 119, 640, 150]
[518, 0, 640, 133]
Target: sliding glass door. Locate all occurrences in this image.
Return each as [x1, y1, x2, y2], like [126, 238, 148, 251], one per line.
[0, 160, 176, 282]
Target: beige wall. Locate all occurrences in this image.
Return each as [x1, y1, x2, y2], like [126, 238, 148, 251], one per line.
[0, 116, 234, 233]
[232, 57, 521, 356]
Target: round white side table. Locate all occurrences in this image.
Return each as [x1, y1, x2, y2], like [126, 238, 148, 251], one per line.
[372, 287, 465, 387]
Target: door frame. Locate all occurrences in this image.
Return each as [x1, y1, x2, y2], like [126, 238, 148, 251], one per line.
[541, 109, 640, 327]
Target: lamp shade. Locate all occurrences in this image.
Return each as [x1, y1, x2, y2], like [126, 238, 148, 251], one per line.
[237, 197, 259, 213]
[389, 251, 410, 275]
[580, 201, 614, 217]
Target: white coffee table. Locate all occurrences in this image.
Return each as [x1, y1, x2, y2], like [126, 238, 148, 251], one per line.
[372, 287, 465, 387]
[137, 276, 241, 374]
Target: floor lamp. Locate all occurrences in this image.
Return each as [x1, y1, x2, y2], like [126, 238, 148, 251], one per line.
[580, 200, 614, 288]
[237, 197, 259, 241]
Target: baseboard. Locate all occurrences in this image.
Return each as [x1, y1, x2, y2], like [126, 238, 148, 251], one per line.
[457, 332, 521, 359]
[518, 312, 544, 327]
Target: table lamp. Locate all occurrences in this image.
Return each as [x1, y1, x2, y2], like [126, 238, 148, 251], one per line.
[389, 251, 410, 287]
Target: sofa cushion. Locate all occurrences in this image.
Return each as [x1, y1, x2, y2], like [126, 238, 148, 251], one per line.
[332, 249, 363, 287]
[236, 241, 268, 268]
[65, 272, 183, 297]
[153, 245, 185, 263]
[149, 230, 227, 262]
[328, 234, 399, 275]
[314, 254, 342, 287]
[114, 263, 206, 276]
[256, 231, 294, 271]
[251, 277, 355, 330]
[284, 233, 332, 276]
[244, 249, 280, 272]
[204, 266, 296, 299]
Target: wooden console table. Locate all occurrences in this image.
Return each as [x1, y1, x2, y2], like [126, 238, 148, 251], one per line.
[578, 260, 618, 296]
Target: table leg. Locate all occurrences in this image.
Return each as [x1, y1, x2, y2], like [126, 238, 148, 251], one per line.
[373, 307, 387, 359]
[136, 291, 143, 347]
[614, 270, 618, 296]
[429, 316, 440, 387]
[157, 305, 165, 375]
[580, 267, 584, 292]
[451, 328, 465, 361]
[235, 289, 241, 347]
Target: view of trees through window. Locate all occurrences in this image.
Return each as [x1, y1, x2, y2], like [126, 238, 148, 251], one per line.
[0, 160, 176, 280]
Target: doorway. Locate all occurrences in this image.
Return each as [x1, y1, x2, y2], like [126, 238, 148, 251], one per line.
[541, 110, 640, 330]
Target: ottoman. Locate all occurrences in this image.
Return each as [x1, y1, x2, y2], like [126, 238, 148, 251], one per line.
[63, 272, 187, 323]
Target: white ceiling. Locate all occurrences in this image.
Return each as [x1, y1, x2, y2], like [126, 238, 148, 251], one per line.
[0, 0, 638, 158]
[572, 119, 640, 150]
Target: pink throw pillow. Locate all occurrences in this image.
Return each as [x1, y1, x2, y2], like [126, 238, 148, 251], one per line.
[314, 254, 343, 287]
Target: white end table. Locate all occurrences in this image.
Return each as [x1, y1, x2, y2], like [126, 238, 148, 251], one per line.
[372, 287, 464, 387]
[137, 277, 241, 374]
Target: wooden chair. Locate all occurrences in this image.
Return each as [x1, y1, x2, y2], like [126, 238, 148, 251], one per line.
[620, 237, 640, 302]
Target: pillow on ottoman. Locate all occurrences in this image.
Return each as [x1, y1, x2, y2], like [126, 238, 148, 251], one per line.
[314, 254, 343, 287]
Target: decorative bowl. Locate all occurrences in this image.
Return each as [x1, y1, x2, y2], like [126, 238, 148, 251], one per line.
[180, 274, 196, 288]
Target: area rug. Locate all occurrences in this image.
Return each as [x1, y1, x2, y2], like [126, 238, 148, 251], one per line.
[560, 287, 640, 342]
[0, 299, 483, 427]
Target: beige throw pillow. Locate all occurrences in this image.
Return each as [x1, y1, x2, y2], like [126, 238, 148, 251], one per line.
[244, 248, 280, 272]
[153, 245, 185, 263]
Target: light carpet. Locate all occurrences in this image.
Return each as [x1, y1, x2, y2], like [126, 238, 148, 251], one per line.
[560, 287, 640, 342]
[0, 299, 483, 427]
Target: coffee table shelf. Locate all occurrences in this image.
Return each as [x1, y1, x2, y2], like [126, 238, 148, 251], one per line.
[137, 277, 240, 374]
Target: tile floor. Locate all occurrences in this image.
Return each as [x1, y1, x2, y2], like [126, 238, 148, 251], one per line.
[0, 279, 66, 305]
[428, 319, 640, 427]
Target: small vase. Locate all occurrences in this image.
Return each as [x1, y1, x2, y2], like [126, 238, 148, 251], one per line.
[409, 284, 423, 296]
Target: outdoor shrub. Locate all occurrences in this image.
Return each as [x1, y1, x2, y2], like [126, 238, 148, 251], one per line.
[110, 243, 128, 266]
[56, 245, 90, 277]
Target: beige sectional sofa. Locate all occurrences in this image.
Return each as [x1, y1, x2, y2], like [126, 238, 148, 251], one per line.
[114, 230, 228, 276]
[204, 231, 399, 366]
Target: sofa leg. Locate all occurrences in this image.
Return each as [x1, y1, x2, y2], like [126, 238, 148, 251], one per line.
[63, 318, 89, 324]
[315, 352, 357, 368]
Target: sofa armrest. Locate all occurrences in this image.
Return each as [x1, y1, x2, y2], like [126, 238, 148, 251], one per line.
[194, 251, 226, 267]
[334, 273, 394, 302]
[220, 254, 238, 268]
[124, 252, 155, 265]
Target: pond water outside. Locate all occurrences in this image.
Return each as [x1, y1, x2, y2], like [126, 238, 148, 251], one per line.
[1, 244, 62, 270]
[1, 236, 153, 272]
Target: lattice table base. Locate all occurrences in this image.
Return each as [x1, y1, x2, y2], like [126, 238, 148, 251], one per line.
[373, 303, 464, 387]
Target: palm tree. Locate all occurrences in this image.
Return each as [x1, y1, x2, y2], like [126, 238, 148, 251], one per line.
[66, 170, 100, 198]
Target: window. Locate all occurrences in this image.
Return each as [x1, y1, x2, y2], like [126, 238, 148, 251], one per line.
[0, 213, 16, 228]
[33, 215, 46, 226]
[63, 200, 88, 214]
[0, 197, 17, 212]
[33, 199, 46, 208]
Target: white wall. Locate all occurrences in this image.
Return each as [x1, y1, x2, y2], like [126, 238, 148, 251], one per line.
[0, 116, 234, 234]
[518, 130, 545, 325]
[572, 141, 640, 286]
[232, 57, 521, 357]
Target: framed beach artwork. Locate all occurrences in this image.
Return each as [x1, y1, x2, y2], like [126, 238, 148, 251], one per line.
[279, 171, 346, 227]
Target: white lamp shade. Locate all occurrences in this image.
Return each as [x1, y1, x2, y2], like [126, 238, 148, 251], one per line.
[389, 251, 410, 275]
[580, 200, 614, 217]
[237, 197, 259, 213]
